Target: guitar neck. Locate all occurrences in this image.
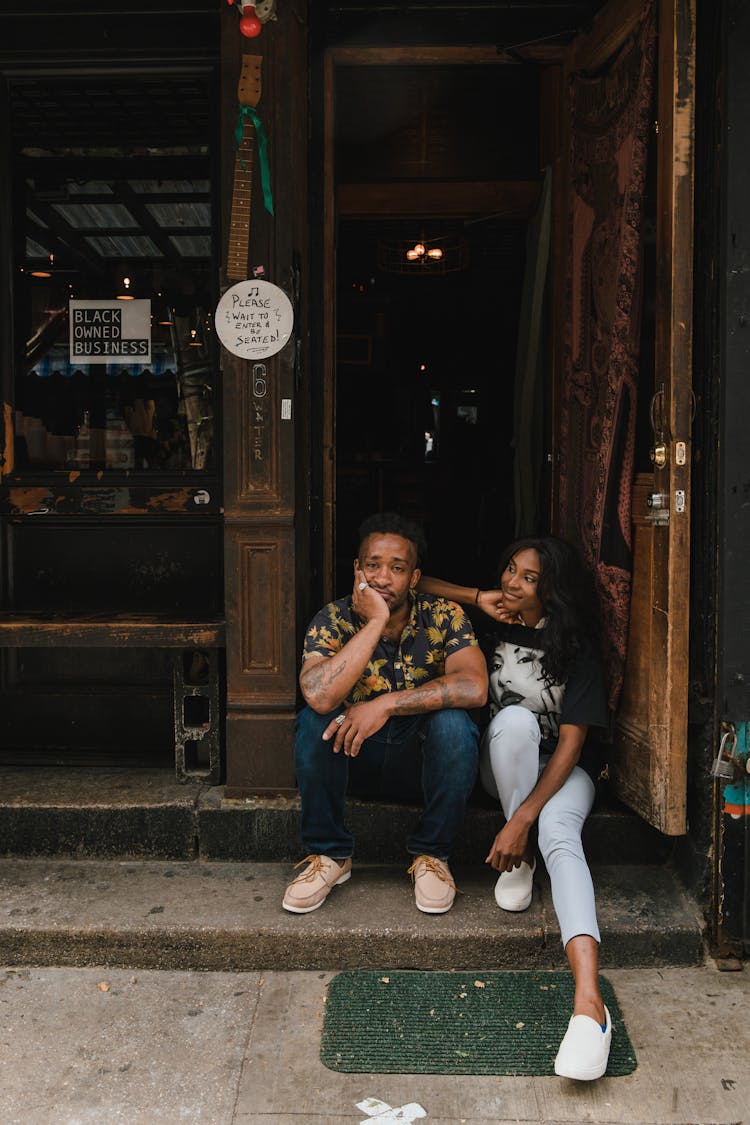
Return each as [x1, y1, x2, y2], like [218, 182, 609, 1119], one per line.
[226, 123, 255, 282]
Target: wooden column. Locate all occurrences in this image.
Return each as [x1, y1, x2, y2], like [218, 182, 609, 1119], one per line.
[220, 4, 308, 796]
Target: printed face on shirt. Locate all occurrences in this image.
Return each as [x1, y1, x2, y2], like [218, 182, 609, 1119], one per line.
[488, 640, 564, 741]
[500, 547, 544, 626]
[356, 533, 420, 615]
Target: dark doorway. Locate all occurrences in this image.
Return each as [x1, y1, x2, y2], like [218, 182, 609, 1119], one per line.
[335, 215, 528, 588]
[331, 59, 546, 591]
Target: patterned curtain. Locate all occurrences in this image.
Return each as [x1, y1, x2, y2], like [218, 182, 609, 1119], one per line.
[558, 2, 656, 708]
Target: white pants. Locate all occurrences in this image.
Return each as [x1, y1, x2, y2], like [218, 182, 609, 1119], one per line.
[480, 705, 600, 948]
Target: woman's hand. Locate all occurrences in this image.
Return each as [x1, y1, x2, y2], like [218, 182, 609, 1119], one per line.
[485, 814, 534, 873]
[477, 589, 525, 625]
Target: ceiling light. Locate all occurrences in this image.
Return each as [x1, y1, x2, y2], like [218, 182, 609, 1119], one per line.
[31, 252, 54, 279]
[379, 234, 469, 276]
[117, 275, 134, 300]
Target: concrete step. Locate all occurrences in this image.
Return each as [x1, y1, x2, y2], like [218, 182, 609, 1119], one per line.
[0, 856, 704, 972]
[0, 767, 675, 866]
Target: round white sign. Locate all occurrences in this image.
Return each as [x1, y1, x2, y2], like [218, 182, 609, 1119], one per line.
[215, 280, 294, 360]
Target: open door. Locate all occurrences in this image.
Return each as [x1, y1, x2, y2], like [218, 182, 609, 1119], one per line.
[320, 3, 694, 835]
[555, 0, 695, 834]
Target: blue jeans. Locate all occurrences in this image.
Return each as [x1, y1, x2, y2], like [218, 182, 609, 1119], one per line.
[294, 705, 479, 860]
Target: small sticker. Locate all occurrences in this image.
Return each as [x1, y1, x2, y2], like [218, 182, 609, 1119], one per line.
[194, 490, 211, 505]
[281, 398, 292, 420]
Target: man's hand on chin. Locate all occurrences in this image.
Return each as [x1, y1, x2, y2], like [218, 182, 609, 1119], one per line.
[352, 567, 390, 626]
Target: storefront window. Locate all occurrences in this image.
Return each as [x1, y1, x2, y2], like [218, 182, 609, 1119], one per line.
[12, 74, 217, 474]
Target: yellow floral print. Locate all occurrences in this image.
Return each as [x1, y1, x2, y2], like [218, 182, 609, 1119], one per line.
[302, 593, 477, 703]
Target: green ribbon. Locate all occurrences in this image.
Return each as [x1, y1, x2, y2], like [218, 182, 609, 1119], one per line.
[234, 104, 274, 217]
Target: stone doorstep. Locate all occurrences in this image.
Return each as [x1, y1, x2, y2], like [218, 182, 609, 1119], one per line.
[0, 857, 704, 972]
[0, 767, 673, 865]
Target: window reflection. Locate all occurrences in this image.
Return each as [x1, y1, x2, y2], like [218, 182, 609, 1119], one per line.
[13, 74, 216, 475]
[18, 301, 214, 472]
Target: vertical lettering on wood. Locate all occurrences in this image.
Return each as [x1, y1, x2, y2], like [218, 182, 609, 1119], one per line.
[240, 357, 277, 497]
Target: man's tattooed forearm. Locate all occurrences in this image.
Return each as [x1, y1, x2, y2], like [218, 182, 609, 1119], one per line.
[388, 676, 469, 715]
[303, 658, 347, 697]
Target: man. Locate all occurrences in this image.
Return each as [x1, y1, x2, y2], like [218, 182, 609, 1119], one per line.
[282, 511, 488, 915]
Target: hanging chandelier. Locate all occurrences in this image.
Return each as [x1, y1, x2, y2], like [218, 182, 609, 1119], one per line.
[377, 233, 468, 276]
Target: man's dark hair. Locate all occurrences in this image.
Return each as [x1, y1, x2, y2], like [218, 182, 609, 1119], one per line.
[356, 511, 427, 567]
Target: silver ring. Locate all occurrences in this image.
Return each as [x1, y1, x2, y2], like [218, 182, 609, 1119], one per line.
[358, 582, 367, 591]
[335, 714, 345, 726]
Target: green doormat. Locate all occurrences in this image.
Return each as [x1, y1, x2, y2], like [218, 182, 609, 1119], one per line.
[321, 971, 636, 1076]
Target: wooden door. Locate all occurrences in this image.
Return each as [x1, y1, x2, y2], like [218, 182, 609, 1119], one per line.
[556, 0, 695, 834]
[219, 8, 308, 795]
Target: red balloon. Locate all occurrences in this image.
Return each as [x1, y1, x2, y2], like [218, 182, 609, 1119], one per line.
[239, 10, 262, 36]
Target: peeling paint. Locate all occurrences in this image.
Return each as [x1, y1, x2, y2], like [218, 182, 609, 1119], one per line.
[722, 722, 749, 817]
[5, 488, 53, 515]
[1, 486, 217, 517]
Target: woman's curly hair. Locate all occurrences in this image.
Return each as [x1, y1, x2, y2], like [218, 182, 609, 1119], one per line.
[496, 535, 601, 686]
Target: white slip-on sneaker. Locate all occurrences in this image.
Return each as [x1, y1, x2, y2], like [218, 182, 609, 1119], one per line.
[554, 1004, 612, 1081]
[493, 858, 536, 911]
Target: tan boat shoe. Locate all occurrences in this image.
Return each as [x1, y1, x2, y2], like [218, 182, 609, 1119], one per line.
[407, 854, 458, 914]
[282, 854, 352, 914]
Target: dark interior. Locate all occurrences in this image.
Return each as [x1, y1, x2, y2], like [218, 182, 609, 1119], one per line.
[1, 69, 221, 762]
[333, 61, 545, 590]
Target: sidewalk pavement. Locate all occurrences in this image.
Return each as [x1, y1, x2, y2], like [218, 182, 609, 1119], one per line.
[0, 962, 747, 1125]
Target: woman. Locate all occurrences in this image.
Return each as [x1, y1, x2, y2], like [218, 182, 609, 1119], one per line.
[419, 536, 611, 1081]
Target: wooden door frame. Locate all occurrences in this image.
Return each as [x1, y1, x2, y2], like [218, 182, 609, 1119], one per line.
[551, 0, 695, 834]
[613, 0, 694, 833]
[220, 6, 308, 795]
[321, 3, 695, 832]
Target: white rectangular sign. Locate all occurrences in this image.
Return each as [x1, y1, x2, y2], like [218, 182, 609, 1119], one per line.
[69, 299, 151, 365]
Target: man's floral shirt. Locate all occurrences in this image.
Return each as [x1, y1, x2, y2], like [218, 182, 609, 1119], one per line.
[301, 592, 479, 703]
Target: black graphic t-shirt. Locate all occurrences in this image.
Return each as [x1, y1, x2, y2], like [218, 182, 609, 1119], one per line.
[487, 620, 608, 750]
